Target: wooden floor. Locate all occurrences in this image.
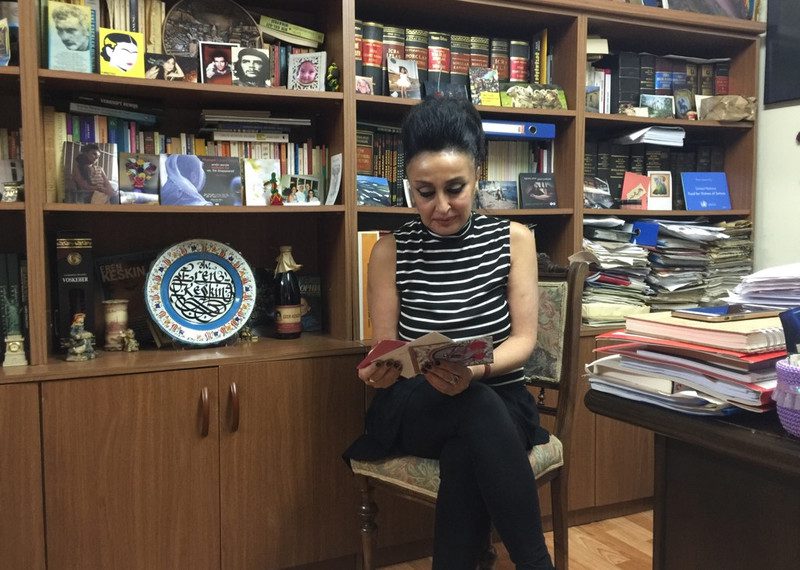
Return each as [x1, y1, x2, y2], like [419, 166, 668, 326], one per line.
[381, 511, 653, 570]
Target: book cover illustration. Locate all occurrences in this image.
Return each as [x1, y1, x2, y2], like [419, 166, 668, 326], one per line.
[281, 174, 322, 205]
[681, 172, 731, 210]
[232, 46, 272, 87]
[242, 158, 281, 205]
[356, 174, 391, 206]
[468, 66, 499, 105]
[519, 173, 557, 208]
[62, 141, 119, 204]
[119, 153, 160, 204]
[477, 180, 518, 209]
[288, 51, 327, 91]
[159, 154, 241, 206]
[0, 17, 9, 66]
[99, 28, 145, 78]
[199, 41, 237, 85]
[647, 170, 673, 210]
[299, 274, 322, 332]
[48, 1, 96, 73]
[144, 53, 188, 81]
[387, 56, 421, 99]
[620, 172, 649, 210]
[357, 332, 494, 378]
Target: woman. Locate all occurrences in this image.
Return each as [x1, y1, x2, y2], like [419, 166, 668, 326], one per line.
[344, 97, 553, 569]
[72, 144, 116, 204]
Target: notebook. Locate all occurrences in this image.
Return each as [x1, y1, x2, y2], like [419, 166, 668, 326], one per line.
[624, 311, 785, 353]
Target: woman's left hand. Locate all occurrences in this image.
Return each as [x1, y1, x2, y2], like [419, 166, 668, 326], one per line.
[422, 360, 473, 396]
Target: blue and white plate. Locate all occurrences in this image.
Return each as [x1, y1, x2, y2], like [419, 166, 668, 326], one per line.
[145, 239, 256, 345]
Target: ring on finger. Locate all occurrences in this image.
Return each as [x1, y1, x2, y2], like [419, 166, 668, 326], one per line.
[368, 378, 376, 384]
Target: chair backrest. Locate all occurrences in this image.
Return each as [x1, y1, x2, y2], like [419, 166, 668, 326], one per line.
[524, 261, 589, 449]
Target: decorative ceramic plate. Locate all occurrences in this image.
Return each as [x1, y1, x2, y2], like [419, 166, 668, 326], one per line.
[163, 0, 261, 58]
[145, 239, 256, 345]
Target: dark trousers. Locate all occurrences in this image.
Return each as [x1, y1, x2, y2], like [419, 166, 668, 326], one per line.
[399, 381, 554, 570]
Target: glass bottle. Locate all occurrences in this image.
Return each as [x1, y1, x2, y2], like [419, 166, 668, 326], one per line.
[273, 246, 302, 339]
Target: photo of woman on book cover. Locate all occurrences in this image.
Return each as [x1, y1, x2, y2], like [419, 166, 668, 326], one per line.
[145, 53, 186, 81]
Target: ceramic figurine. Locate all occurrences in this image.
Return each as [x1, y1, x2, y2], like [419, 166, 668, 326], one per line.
[65, 312, 97, 361]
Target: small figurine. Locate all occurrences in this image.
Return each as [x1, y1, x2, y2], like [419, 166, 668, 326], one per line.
[326, 61, 340, 92]
[121, 328, 140, 352]
[238, 325, 259, 343]
[65, 312, 97, 361]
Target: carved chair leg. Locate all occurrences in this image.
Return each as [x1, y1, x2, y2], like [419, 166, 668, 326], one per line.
[359, 476, 378, 570]
[550, 473, 569, 570]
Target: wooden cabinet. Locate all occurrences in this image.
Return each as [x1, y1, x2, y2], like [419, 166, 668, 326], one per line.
[219, 355, 364, 569]
[42, 369, 221, 569]
[0, 383, 45, 569]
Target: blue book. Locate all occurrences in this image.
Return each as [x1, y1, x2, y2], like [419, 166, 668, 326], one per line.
[481, 120, 556, 140]
[356, 175, 391, 206]
[681, 172, 731, 210]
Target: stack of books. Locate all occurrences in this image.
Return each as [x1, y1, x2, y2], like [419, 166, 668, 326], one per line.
[586, 311, 787, 415]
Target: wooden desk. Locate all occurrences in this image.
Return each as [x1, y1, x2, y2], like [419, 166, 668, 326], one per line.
[585, 390, 800, 570]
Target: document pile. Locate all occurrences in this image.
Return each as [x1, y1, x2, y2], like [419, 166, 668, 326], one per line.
[586, 313, 786, 416]
[727, 263, 800, 309]
[612, 126, 686, 147]
[581, 217, 652, 327]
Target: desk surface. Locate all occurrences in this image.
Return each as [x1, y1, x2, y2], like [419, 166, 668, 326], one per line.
[584, 390, 800, 478]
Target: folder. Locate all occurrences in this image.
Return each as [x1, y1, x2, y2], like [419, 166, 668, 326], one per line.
[481, 120, 556, 140]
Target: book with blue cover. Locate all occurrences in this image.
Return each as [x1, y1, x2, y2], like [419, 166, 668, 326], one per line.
[356, 175, 391, 206]
[681, 172, 730, 210]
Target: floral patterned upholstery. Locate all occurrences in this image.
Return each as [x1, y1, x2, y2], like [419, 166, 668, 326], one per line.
[524, 281, 568, 385]
[351, 435, 564, 500]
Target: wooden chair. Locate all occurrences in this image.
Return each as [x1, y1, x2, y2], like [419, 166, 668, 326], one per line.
[351, 260, 589, 569]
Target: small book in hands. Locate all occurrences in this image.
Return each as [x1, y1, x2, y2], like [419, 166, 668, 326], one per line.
[357, 332, 494, 378]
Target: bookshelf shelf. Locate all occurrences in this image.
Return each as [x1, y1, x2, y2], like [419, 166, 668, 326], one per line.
[42, 203, 346, 214]
[0, 66, 20, 77]
[0, 202, 25, 211]
[585, 113, 753, 130]
[584, 208, 751, 218]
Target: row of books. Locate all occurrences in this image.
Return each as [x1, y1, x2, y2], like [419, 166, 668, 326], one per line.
[58, 144, 328, 207]
[584, 141, 725, 207]
[0, 128, 21, 160]
[0, 252, 28, 359]
[586, 51, 730, 116]
[355, 21, 551, 96]
[356, 122, 405, 206]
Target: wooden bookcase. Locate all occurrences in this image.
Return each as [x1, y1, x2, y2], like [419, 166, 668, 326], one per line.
[0, 0, 764, 567]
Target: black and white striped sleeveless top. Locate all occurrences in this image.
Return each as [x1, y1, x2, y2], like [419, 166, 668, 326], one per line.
[395, 213, 524, 387]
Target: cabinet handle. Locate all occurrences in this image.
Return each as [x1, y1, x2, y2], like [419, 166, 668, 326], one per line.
[229, 382, 240, 432]
[200, 386, 210, 437]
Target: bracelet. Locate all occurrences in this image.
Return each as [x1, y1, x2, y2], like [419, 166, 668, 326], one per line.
[483, 363, 492, 380]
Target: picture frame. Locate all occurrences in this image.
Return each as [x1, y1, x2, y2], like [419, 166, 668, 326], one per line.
[647, 170, 673, 210]
[387, 57, 421, 99]
[281, 174, 322, 205]
[232, 46, 272, 87]
[673, 88, 695, 119]
[640, 93, 675, 118]
[288, 51, 326, 91]
[144, 52, 188, 81]
[355, 75, 374, 94]
[199, 41, 237, 85]
[162, 0, 260, 58]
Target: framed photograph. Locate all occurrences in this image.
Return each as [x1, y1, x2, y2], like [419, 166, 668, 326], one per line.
[673, 88, 695, 119]
[232, 46, 272, 87]
[355, 75, 374, 94]
[288, 51, 326, 91]
[640, 93, 675, 118]
[647, 170, 673, 210]
[144, 52, 188, 81]
[199, 41, 237, 85]
[281, 174, 322, 205]
[162, 0, 260, 58]
[387, 57, 421, 99]
[99, 28, 145, 77]
[476, 181, 518, 209]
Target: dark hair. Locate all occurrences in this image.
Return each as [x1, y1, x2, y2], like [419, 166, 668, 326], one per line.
[100, 33, 137, 61]
[401, 96, 485, 167]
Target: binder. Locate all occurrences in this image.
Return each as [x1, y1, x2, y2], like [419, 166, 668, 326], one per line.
[481, 120, 555, 140]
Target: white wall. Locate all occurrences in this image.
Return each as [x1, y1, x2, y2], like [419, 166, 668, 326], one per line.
[754, 1, 800, 269]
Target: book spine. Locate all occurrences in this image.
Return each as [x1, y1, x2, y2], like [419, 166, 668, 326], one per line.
[685, 62, 699, 94]
[713, 61, 730, 95]
[654, 57, 673, 96]
[129, 0, 139, 32]
[361, 21, 384, 96]
[354, 19, 363, 76]
[509, 40, 530, 83]
[644, 144, 670, 172]
[5, 253, 21, 335]
[69, 102, 157, 125]
[490, 38, 509, 82]
[699, 64, 714, 96]
[427, 31, 451, 85]
[42, 107, 56, 202]
[583, 140, 598, 178]
[260, 16, 325, 44]
[0, 254, 7, 349]
[211, 131, 289, 143]
[671, 61, 687, 93]
[629, 144, 646, 174]
[383, 25, 405, 90]
[405, 28, 429, 83]
[596, 141, 611, 186]
[469, 36, 490, 69]
[608, 144, 629, 203]
[639, 53, 655, 96]
[449, 34, 471, 87]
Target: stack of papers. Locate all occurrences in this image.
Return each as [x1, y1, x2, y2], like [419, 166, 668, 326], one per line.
[727, 263, 800, 309]
[612, 126, 686, 147]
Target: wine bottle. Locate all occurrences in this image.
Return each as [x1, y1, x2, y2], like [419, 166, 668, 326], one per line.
[273, 246, 302, 339]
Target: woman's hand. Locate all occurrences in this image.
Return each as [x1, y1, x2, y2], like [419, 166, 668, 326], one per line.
[423, 360, 473, 396]
[357, 360, 402, 389]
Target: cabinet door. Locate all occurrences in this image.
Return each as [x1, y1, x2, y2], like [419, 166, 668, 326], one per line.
[42, 369, 220, 569]
[220, 355, 363, 569]
[0, 383, 46, 569]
